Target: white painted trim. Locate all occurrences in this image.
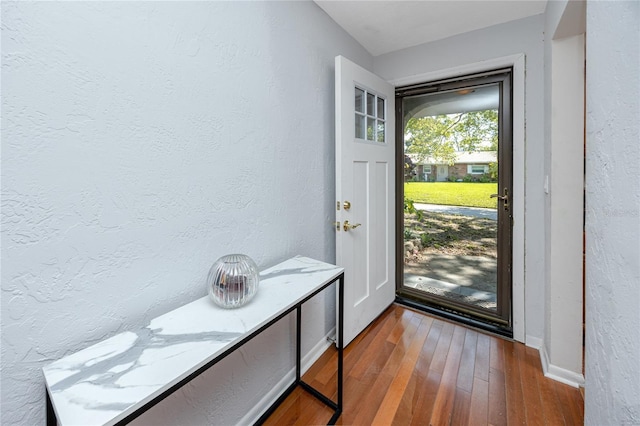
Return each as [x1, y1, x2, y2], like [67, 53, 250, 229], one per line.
[538, 343, 585, 388]
[301, 327, 335, 372]
[511, 54, 526, 345]
[526, 335, 544, 349]
[391, 54, 527, 343]
[238, 366, 293, 426]
[539, 343, 551, 377]
[238, 328, 335, 425]
[545, 364, 584, 389]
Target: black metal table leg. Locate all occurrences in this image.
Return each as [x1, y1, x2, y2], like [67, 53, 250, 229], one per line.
[46, 389, 57, 426]
[327, 274, 344, 424]
[296, 305, 302, 383]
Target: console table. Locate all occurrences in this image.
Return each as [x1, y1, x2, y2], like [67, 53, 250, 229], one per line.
[43, 256, 344, 425]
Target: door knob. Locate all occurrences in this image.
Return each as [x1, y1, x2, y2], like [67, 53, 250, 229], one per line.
[490, 188, 510, 211]
[343, 220, 361, 232]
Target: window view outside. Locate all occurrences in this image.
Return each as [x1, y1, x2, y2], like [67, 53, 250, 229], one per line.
[403, 96, 499, 311]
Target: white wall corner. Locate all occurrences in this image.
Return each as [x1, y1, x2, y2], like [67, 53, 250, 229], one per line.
[238, 328, 336, 425]
[538, 343, 585, 389]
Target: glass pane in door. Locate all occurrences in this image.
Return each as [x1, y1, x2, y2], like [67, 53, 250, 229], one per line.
[376, 121, 385, 143]
[367, 117, 376, 141]
[355, 114, 365, 139]
[377, 97, 385, 119]
[355, 87, 364, 113]
[402, 84, 500, 313]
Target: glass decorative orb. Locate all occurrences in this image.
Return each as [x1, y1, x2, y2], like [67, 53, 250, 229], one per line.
[208, 254, 259, 309]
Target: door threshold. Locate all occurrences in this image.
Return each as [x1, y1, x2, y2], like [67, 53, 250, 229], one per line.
[395, 296, 513, 339]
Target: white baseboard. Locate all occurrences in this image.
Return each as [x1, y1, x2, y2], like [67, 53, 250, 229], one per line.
[301, 327, 336, 372]
[237, 328, 336, 425]
[538, 343, 585, 388]
[525, 335, 543, 349]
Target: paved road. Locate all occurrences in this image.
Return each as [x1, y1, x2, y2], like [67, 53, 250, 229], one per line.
[414, 203, 497, 220]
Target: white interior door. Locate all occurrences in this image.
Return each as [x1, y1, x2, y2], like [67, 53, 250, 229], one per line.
[335, 56, 395, 347]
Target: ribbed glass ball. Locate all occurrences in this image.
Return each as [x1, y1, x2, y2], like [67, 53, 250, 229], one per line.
[208, 254, 259, 308]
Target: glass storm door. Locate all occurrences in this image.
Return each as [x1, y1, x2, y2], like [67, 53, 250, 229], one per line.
[396, 70, 513, 334]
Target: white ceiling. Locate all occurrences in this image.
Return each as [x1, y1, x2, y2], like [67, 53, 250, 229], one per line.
[314, 0, 548, 56]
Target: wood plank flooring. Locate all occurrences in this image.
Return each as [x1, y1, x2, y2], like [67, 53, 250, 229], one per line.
[263, 304, 584, 425]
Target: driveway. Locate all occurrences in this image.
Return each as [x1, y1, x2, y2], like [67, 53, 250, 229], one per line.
[414, 203, 497, 220]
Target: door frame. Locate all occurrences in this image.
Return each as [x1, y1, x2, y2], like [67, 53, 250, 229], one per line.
[391, 54, 525, 343]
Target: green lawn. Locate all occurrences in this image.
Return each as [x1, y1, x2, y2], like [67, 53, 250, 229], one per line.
[404, 182, 498, 209]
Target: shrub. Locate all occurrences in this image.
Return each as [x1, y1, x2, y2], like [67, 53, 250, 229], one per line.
[404, 197, 423, 220]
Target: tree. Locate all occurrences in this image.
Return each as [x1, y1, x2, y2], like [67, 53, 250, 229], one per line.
[405, 109, 498, 164]
[488, 162, 498, 181]
[453, 109, 498, 152]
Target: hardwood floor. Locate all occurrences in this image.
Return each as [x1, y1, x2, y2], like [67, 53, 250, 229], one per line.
[263, 304, 584, 425]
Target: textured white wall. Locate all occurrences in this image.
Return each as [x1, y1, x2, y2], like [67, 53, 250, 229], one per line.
[584, 1, 640, 424]
[373, 15, 546, 342]
[0, 2, 372, 424]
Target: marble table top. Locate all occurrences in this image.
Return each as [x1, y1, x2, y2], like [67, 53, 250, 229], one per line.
[43, 256, 343, 425]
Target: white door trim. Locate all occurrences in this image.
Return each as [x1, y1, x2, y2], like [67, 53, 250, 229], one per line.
[390, 54, 526, 343]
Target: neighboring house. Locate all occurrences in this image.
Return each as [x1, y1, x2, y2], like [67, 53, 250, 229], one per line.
[413, 151, 497, 182]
